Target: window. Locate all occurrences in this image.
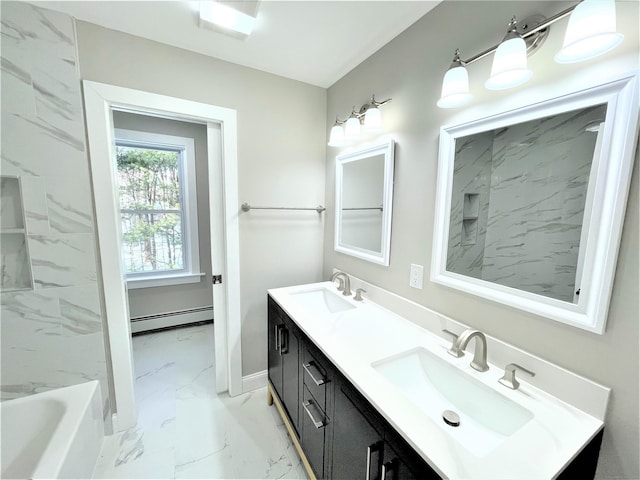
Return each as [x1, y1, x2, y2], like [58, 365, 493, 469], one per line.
[114, 129, 201, 288]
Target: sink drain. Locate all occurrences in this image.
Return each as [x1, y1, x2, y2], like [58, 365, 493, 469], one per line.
[442, 410, 460, 427]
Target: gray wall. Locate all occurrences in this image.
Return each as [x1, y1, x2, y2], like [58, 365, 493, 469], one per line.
[112, 111, 213, 319]
[0, 2, 110, 421]
[323, 1, 639, 478]
[75, 21, 327, 376]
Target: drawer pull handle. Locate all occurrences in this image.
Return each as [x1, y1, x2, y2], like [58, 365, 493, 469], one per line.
[366, 442, 382, 480]
[303, 362, 326, 386]
[302, 400, 325, 429]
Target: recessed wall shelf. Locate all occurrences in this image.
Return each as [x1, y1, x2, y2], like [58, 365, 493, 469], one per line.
[460, 193, 479, 246]
[462, 193, 480, 219]
[1, 176, 34, 292]
[461, 219, 478, 246]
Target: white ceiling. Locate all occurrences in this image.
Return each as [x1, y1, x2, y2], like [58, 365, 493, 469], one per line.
[31, 1, 440, 88]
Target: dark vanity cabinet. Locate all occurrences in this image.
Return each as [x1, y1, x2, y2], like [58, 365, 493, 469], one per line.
[267, 295, 438, 480]
[331, 380, 384, 480]
[331, 378, 439, 480]
[268, 294, 604, 479]
[267, 296, 301, 435]
[300, 340, 333, 478]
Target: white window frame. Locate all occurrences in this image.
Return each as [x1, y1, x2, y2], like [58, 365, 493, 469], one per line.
[114, 128, 202, 289]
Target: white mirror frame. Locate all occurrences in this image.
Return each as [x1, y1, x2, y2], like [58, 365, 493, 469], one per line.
[335, 139, 395, 266]
[432, 72, 639, 334]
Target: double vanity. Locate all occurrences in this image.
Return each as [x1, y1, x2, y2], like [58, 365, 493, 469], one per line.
[267, 276, 607, 479]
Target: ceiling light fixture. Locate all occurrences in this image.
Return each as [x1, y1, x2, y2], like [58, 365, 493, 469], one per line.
[437, 1, 624, 108]
[199, 1, 256, 37]
[328, 95, 391, 147]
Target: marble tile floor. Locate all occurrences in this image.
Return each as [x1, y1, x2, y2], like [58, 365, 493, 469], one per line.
[93, 323, 309, 479]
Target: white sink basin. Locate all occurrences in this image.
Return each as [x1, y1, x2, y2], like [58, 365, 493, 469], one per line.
[372, 347, 533, 457]
[290, 288, 356, 315]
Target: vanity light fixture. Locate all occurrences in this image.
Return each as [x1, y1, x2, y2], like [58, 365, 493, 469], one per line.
[485, 17, 533, 90]
[328, 95, 391, 147]
[437, 1, 624, 108]
[344, 110, 362, 139]
[437, 49, 472, 108]
[555, 0, 624, 64]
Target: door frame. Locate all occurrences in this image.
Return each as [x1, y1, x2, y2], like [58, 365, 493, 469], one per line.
[83, 81, 242, 431]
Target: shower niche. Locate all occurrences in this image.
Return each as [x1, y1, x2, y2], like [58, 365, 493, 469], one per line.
[1, 176, 33, 292]
[461, 193, 479, 246]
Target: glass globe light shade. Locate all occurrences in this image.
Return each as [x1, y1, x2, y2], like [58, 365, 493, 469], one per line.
[363, 107, 382, 133]
[328, 124, 345, 147]
[437, 66, 472, 108]
[485, 36, 532, 90]
[555, 0, 623, 64]
[344, 116, 361, 139]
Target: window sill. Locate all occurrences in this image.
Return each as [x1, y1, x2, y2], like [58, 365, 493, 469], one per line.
[126, 272, 205, 289]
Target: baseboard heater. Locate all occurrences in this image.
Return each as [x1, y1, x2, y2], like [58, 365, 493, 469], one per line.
[130, 306, 213, 334]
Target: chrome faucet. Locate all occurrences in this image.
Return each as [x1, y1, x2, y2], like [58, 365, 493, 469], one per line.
[447, 329, 489, 372]
[330, 271, 352, 296]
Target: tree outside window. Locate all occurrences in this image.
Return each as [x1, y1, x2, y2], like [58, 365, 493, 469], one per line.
[116, 144, 186, 275]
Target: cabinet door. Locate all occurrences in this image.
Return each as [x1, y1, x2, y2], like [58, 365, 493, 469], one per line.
[382, 432, 440, 480]
[281, 319, 300, 434]
[381, 450, 418, 480]
[332, 382, 384, 480]
[267, 299, 284, 399]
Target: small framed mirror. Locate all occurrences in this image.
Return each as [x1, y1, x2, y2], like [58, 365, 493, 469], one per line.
[432, 73, 638, 334]
[335, 139, 395, 266]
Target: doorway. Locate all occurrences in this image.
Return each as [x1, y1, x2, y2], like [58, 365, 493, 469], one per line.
[83, 81, 242, 431]
[112, 111, 213, 332]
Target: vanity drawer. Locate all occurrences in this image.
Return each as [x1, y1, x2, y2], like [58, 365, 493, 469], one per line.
[301, 385, 327, 479]
[303, 347, 330, 411]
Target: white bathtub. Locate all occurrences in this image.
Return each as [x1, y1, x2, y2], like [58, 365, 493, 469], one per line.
[1, 381, 104, 479]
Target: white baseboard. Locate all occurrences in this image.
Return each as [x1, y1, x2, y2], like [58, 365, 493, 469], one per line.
[242, 370, 267, 392]
[111, 413, 119, 433]
[130, 307, 213, 334]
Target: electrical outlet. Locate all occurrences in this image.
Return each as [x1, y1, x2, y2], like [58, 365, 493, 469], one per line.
[409, 264, 424, 289]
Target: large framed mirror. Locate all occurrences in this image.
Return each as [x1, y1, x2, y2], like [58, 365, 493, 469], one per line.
[335, 139, 395, 266]
[432, 73, 638, 334]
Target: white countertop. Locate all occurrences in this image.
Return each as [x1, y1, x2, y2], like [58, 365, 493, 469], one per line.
[268, 281, 604, 480]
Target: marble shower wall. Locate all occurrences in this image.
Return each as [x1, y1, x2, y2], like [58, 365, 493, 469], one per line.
[447, 131, 493, 279]
[0, 2, 110, 421]
[447, 105, 606, 302]
[482, 105, 605, 302]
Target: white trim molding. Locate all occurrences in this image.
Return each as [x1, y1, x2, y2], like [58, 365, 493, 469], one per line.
[431, 71, 639, 334]
[83, 81, 242, 431]
[334, 138, 395, 266]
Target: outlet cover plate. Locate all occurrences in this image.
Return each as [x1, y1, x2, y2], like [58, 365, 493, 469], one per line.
[410, 264, 424, 289]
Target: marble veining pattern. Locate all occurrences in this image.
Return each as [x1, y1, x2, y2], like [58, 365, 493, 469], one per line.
[28, 234, 98, 288]
[0, 233, 32, 291]
[0, 1, 109, 429]
[447, 105, 606, 302]
[93, 324, 309, 479]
